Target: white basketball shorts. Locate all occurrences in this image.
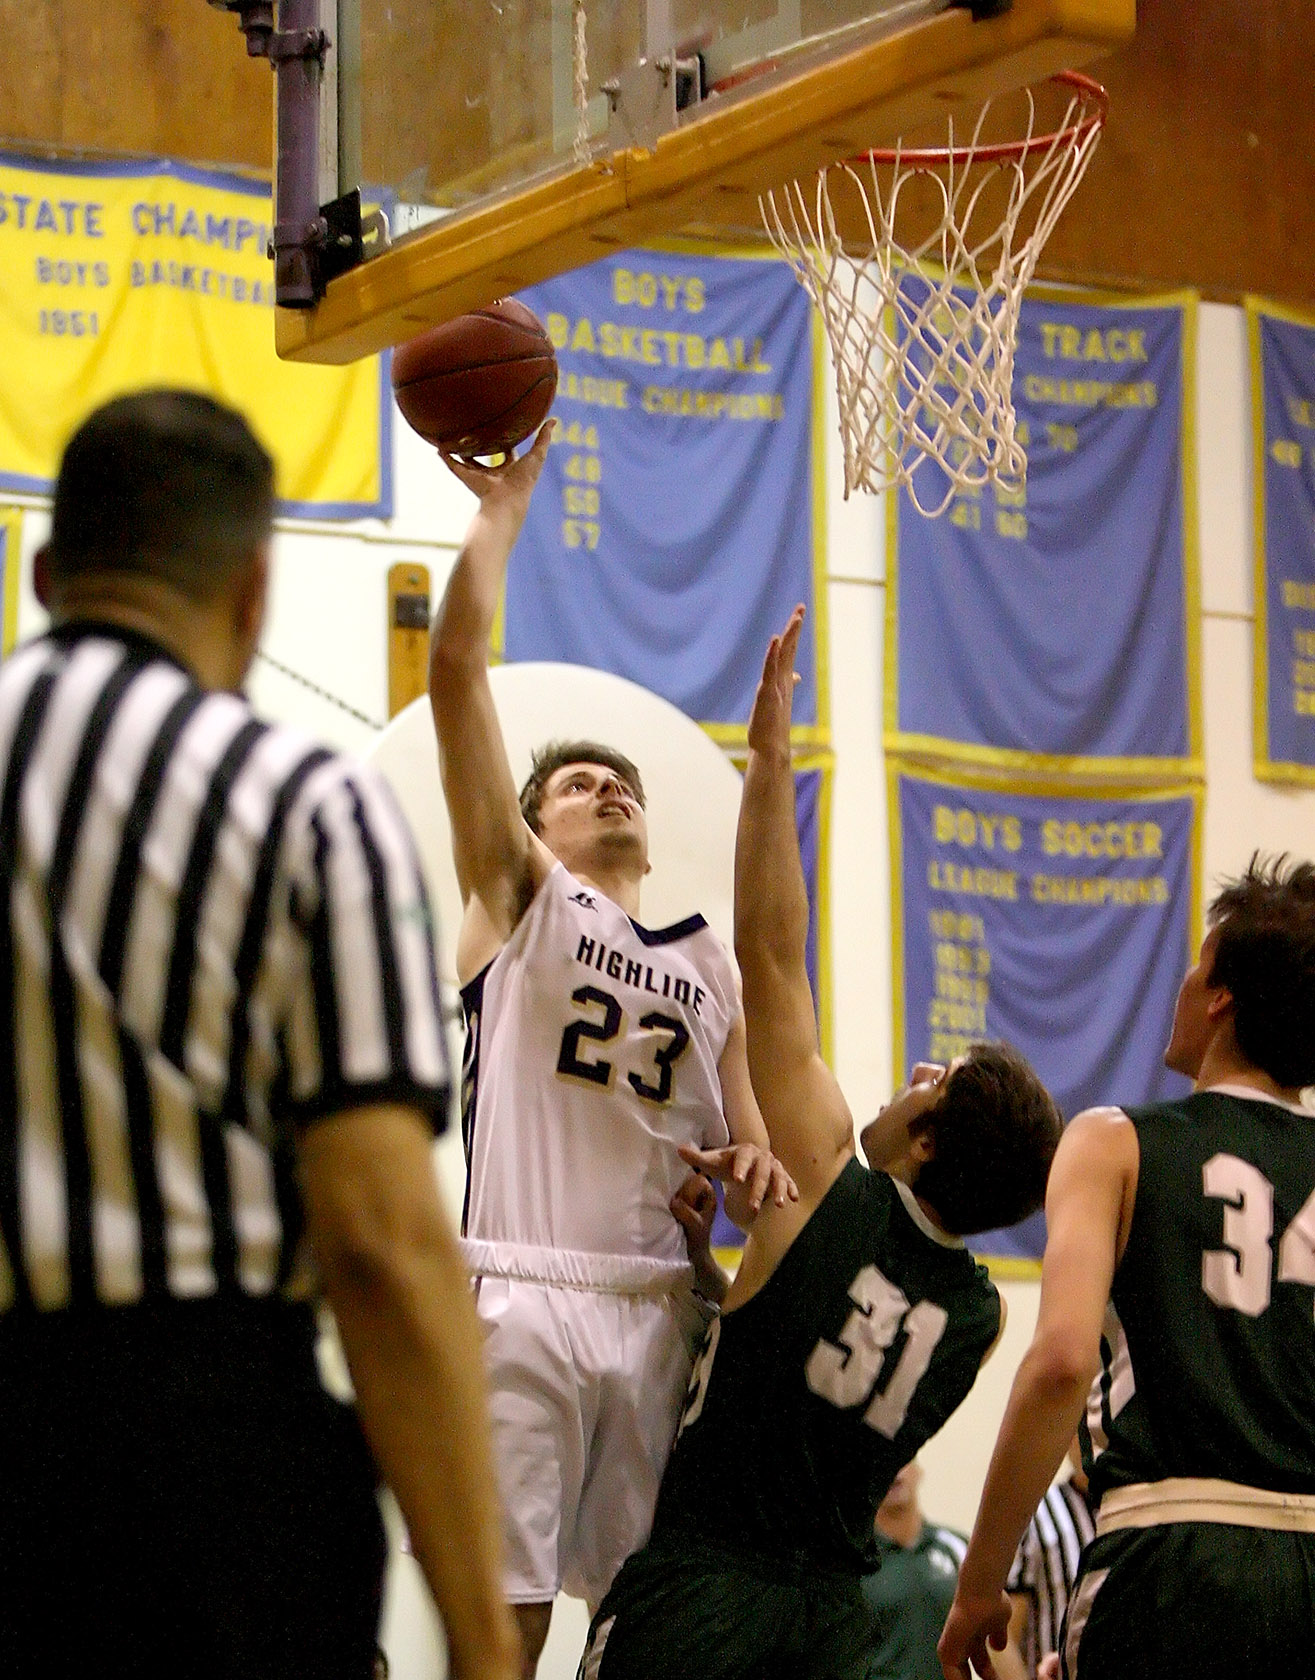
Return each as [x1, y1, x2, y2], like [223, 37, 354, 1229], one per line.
[473, 1275, 706, 1609]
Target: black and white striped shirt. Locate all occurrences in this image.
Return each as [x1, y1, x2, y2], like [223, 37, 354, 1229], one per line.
[0, 623, 450, 1315]
[1006, 1476, 1097, 1675]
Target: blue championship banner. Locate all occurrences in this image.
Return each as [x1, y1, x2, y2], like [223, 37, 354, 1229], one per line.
[890, 763, 1200, 1262]
[505, 247, 825, 742]
[886, 289, 1200, 778]
[1248, 299, 1315, 785]
[0, 508, 20, 657]
[0, 153, 391, 519]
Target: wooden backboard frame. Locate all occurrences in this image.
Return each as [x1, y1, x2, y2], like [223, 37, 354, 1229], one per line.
[276, 0, 1133, 364]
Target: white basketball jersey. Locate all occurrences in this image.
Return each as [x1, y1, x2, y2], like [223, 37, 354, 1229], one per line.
[460, 864, 735, 1263]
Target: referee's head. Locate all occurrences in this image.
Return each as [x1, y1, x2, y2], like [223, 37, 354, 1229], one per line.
[37, 390, 276, 687]
[45, 389, 275, 595]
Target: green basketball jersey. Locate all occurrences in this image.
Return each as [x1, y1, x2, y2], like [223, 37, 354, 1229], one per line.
[1087, 1089, 1315, 1504]
[649, 1158, 1000, 1574]
[861, 1523, 966, 1680]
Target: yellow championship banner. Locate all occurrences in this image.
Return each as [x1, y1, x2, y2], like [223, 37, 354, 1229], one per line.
[0, 153, 390, 518]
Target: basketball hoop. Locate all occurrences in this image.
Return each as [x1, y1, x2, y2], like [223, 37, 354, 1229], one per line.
[761, 71, 1107, 516]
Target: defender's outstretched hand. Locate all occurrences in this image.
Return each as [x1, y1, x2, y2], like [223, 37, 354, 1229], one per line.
[747, 604, 805, 756]
[678, 1141, 798, 1231]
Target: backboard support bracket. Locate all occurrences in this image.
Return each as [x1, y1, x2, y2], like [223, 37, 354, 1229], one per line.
[602, 53, 706, 154]
[212, 0, 342, 308]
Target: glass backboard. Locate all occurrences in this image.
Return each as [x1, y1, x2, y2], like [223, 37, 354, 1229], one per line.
[351, 2, 946, 223]
[275, 0, 1134, 362]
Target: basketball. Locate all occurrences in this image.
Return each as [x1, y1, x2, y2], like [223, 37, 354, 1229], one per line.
[391, 299, 558, 457]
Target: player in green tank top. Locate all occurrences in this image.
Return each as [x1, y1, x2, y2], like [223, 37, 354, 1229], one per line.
[942, 854, 1315, 1680]
[578, 611, 1061, 1680]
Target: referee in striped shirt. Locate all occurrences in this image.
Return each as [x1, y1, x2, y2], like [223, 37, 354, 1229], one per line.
[0, 390, 519, 1680]
[1005, 1444, 1096, 1678]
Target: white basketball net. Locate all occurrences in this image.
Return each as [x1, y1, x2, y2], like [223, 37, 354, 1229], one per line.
[761, 76, 1106, 516]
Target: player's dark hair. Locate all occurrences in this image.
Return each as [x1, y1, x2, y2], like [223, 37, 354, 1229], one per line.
[911, 1042, 1062, 1236]
[519, 740, 646, 834]
[1206, 852, 1315, 1088]
[46, 388, 275, 598]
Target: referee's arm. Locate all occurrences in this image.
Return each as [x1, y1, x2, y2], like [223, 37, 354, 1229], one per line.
[299, 1101, 520, 1680]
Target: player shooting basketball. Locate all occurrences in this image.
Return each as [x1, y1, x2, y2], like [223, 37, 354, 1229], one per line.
[428, 424, 795, 1679]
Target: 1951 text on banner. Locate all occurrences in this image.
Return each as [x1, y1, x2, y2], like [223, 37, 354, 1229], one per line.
[887, 290, 1200, 779]
[890, 762, 1201, 1261]
[0, 153, 391, 520]
[1249, 299, 1315, 786]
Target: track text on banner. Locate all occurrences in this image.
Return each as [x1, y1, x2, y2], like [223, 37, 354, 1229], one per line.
[887, 289, 1200, 779]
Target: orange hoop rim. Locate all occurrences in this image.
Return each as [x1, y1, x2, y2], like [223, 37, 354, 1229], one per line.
[859, 69, 1107, 169]
[707, 58, 783, 95]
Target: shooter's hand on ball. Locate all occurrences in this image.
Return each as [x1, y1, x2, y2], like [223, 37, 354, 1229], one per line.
[431, 421, 554, 709]
[440, 419, 555, 531]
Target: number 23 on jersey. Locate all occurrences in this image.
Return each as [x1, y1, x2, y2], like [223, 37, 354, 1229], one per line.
[556, 983, 692, 1105]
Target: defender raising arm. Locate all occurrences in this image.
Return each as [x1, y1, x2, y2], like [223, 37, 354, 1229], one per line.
[733, 605, 854, 1204]
[577, 611, 1058, 1680]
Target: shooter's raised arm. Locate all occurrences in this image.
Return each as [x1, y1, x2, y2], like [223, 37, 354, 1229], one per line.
[428, 427, 555, 975]
[735, 606, 855, 1194]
